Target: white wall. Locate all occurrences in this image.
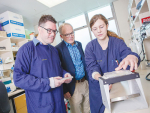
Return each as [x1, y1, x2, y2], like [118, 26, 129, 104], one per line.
[34, 25, 38, 35]
[113, 0, 131, 47]
[23, 17, 34, 31]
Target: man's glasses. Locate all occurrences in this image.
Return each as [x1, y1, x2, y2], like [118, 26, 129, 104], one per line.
[62, 31, 74, 38]
[40, 26, 58, 34]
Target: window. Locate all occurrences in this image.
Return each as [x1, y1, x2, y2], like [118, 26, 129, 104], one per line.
[88, 5, 113, 21]
[59, 4, 120, 48]
[87, 5, 119, 39]
[74, 28, 91, 51]
[108, 20, 118, 35]
[65, 14, 87, 29]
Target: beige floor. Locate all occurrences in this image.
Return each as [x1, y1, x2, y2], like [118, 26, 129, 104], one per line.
[104, 66, 150, 113]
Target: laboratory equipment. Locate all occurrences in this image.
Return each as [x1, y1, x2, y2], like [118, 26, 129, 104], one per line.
[99, 70, 148, 113]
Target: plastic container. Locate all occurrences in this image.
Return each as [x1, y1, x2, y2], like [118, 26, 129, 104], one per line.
[103, 70, 133, 79]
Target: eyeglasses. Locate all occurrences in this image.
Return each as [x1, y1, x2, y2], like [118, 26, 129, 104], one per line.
[62, 31, 74, 38]
[40, 26, 58, 34]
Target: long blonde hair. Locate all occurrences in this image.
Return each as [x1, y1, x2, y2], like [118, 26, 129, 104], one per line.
[90, 14, 124, 41]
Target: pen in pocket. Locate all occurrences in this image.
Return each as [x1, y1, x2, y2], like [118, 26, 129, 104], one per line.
[115, 59, 119, 65]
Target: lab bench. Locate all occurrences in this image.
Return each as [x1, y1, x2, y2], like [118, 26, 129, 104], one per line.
[8, 89, 27, 113]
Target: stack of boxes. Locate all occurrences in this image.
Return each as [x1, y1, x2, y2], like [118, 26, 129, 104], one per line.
[0, 21, 7, 37]
[0, 11, 25, 38]
[0, 11, 25, 91]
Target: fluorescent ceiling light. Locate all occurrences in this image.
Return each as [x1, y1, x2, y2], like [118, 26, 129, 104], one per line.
[37, 0, 67, 8]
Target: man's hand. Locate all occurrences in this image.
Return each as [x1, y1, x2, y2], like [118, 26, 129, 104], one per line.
[64, 73, 72, 84]
[115, 55, 138, 71]
[53, 76, 65, 88]
[64, 92, 71, 99]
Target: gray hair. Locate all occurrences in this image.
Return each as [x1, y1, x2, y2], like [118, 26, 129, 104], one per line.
[59, 23, 73, 35]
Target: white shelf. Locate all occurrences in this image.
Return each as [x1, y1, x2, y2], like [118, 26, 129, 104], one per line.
[0, 36, 9, 40]
[129, 0, 150, 30]
[9, 37, 26, 40]
[0, 68, 11, 71]
[10, 38, 28, 49]
[0, 50, 11, 52]
[128, 0, 136, 16]
[0, 36, 28, 71]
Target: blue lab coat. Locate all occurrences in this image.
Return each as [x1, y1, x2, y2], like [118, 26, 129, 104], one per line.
[13, 39, 67, 113]
[85, 36, 140, 113]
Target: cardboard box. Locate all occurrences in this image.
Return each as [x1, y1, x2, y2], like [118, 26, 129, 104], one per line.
[0, 31, 7, 37]
[0, 11, 25, 38]
[4, 24, 25, 38]
[0, 11, 24, 24]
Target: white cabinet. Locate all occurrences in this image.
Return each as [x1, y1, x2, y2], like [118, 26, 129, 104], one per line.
[0, 36, 30, 83]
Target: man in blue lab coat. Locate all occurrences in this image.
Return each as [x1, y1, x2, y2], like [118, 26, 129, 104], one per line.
[13, 15, 72, 113]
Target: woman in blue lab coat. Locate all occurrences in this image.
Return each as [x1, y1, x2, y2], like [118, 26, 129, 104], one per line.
[85, 14, 140, 113]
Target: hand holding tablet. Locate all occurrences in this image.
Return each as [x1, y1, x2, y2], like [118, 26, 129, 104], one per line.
[60, 76, 73, 81]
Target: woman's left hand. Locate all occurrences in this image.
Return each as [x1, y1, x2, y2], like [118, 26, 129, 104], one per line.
[115, 55, 138, 71]
[109, 84, 112, 91]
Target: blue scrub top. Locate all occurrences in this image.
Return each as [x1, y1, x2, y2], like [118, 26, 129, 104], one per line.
[13, 38, 67, 113]
[85, 36, 140, 113]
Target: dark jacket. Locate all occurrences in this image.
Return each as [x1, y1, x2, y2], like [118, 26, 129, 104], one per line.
[55, 41, 88, 96]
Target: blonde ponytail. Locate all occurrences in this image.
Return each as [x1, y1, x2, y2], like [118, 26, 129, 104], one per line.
[107, 30, 124, 41]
